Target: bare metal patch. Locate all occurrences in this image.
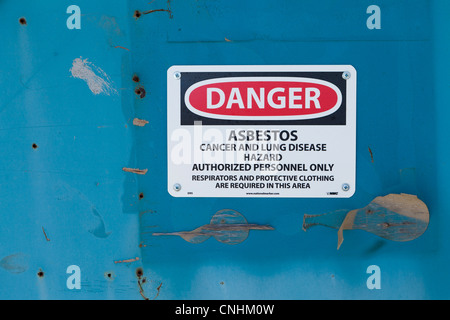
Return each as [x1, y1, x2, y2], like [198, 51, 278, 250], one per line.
[70, 57, 117, 96]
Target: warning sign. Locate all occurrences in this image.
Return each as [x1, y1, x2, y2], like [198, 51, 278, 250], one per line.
[167, 65, 356, 198]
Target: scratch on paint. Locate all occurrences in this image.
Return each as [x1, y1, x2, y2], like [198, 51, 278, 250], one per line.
[42, 227, 50, 241]
[122, 167, 148, 175]
[114, 257, 140, 264]
[69, 57, 117, 96]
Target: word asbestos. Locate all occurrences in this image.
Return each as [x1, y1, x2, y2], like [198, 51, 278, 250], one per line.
[175, 304, 275, 317]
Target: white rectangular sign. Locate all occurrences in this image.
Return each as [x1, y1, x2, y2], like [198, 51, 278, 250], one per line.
[167, 65, 356, 198]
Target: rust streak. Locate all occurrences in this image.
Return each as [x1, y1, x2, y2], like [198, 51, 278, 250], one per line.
[142, 8, 171, 15]
[153, 282, 163, 300]
[114, 257, 139, 264]
[138, 279, 149, 300]
[114, 45, 130, 51]
[42, 227, 50, 241]
[368, 146, 374, 163]
[122, 167, 148, 175]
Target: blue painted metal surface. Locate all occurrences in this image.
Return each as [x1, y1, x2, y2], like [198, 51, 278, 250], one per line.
[0, 0, 450, 300]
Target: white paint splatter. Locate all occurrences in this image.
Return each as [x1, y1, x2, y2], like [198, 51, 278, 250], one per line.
[70, 57, 117, 95]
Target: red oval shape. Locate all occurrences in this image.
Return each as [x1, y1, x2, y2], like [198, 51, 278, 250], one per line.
[185, 78, 342, 120]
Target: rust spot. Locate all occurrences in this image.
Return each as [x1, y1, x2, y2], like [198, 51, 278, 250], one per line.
[220, 281, 224, 285]
[37, 269, 44, 278]
[134, 10, 142, 19]
[139, 192, 144, 200]
[368, 146, 374, 163]
[19, 17, 27, 25]
[132, 74, 140, 83]
[134, 86, 146, 98]
[139, 242, 148, 248]
[32, 143, 38, 149]
[122, 167, 148, 175]
[136, 267, 144, 278]
[132, 118, 149, 127]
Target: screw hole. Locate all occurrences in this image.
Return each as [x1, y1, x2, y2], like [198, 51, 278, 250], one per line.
[134, 10, 141, 19]
[32, 143, 38, 149]
[132, 74, 140, 83]
[138, 192, 144, 200]
[37, 270, 44, 278]
[19, 17, 27, 25]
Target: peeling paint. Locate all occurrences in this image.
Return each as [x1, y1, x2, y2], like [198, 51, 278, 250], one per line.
[69, 57, 117, 96]
[303, 193, 429, 249]
[153, 209, 274, 245]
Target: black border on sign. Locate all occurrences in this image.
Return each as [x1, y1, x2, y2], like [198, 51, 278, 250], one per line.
[180, 71, 347, 126]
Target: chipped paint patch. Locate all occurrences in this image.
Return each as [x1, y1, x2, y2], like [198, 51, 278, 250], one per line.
[70, 57, 117, 95]
[133, 118, 149, 127]
[123, 167, 148, 175]
[114, 257, 140, 264]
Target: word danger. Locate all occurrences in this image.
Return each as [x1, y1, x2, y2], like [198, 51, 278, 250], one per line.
[185, 77, 342, 120]
[206, 87, 321, 109]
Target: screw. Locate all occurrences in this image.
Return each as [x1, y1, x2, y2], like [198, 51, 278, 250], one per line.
[173, 72, 181, 80]
[342, 71, 351, 80]
[173, 183, 181, 191]
[342, 183, 350, 192]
